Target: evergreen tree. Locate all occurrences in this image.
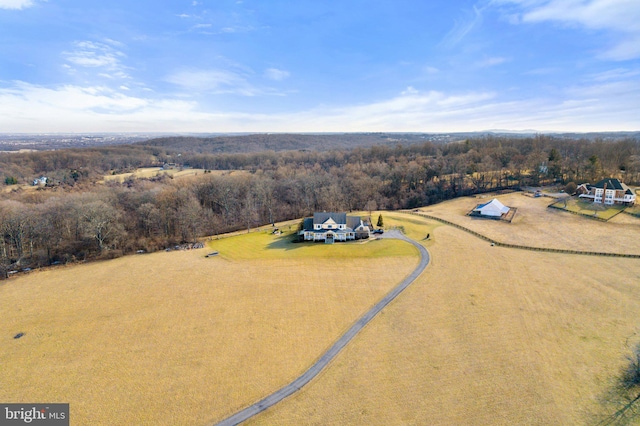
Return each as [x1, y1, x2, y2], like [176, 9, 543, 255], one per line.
[376, 214, 384, 228]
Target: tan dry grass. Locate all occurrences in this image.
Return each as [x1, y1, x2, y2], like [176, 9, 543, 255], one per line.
[417, 192, 640, 254]
[0, 238, 418, 425]
[250, 215, 640, 425]
[100, 168, 241, 183]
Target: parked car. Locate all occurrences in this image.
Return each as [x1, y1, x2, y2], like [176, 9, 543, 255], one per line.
[372, 229, 384, 234]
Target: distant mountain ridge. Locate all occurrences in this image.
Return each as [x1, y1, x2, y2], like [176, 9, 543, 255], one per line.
[135, 133, 453, 154]
[136, 131, 640, 154]
[0, 131, 637, 153]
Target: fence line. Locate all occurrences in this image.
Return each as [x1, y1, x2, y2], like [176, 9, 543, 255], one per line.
[547, 201, 627, 222]
[407, 211, 640, 259]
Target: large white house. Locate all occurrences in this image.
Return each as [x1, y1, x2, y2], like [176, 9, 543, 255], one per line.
[578, 178, 636, 206]
[300, 212, 370, 243]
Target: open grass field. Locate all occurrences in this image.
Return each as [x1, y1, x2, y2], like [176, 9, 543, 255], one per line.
[3, 193, 640, 425]
[250, 214, 640, 425]
[417, 191, 640, 254]
[100, 167, 244, 183]
[0, 230, 418, 425]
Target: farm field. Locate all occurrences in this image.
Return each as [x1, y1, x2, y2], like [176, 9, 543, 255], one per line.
[417, 191, 640, 254]
[0, 230, 419, 425]
[101, 167, 243, 183]
[250, 213, 640, 425]
[3, 193, 640, 425]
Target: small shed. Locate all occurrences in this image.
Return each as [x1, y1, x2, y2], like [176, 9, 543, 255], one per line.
[472, 198, 510, 217]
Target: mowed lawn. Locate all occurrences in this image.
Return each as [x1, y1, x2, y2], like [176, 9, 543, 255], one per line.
[0, 231, 418, 425]
[250, 213, 640, 425]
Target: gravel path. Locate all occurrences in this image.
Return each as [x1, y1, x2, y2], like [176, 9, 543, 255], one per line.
[214, 231, 430, 426]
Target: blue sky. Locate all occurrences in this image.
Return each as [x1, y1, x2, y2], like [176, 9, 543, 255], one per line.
[0, 0, 639, 133]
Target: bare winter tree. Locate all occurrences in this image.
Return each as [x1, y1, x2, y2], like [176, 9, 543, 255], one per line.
[81, 200, 124, 252]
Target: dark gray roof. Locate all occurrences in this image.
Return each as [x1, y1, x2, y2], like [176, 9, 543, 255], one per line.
[313, 212, 347, 225]
[594, 178, 625, 190]
[346, 216, 362, 229]
[302, 217, 314, 231]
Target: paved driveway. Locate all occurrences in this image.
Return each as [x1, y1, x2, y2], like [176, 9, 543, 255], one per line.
[214, 231, 430, 426]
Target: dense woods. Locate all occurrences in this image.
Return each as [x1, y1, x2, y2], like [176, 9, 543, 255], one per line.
[1, 134, 639, 276]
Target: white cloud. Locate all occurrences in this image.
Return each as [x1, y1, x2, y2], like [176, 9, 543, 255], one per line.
[264, 68, 290, 81]
[524, 67, 559, 75]
[64, 41, 124, 68]
[476, 56, 509, 67]
[401, 86, 420, 95]
[62, 40, 131, 81]
[587, 68, 640, 82]
[0, 79, 638, 133]
[0, 0, 34, 10]
[0, 82, 206, 132]
[166, 69, 261, 96]
[494, 0, 640, 60]
[440, 5, 485, 48]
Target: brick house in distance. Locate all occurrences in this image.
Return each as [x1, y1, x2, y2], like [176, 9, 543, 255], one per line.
[578, 178, 636, 206]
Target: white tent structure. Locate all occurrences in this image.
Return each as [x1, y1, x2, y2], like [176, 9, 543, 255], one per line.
[472, 198, 510, 217]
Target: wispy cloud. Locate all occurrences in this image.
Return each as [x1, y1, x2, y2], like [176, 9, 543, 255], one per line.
[440, 5, 485, 48]
[494, 0, 640, 60]
[587, 68, 640, 82]
[0, 0, 35, 10]
[476, 56, 509, 67]
[1, 77, 638, 133]
[264, 68, 290, 81]
[63, 40, 131, 79]
[0, 81, 202, 132]
[423, 66, 440, 75]
[524, 67, 559, 75]
[166, 69, 260, 96]
[64, 41, 123, 69]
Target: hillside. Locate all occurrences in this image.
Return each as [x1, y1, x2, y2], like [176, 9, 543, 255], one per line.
[135, 133, 452, 154]
[136, 132, 640, 155]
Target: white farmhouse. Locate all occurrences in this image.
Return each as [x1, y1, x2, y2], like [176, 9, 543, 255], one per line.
[300, 212, 370, 243]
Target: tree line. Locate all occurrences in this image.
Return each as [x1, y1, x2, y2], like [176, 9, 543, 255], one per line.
[1, 134, 639, 276]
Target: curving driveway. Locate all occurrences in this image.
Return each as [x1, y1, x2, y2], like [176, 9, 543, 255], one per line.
[214, 231, 430, 426]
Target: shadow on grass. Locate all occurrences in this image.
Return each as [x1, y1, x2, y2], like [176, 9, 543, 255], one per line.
[265, 232, 374, 251]
[265, 233, 311, 251]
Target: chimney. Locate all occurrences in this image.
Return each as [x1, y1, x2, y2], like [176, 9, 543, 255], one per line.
[602, 182, 607, 204]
